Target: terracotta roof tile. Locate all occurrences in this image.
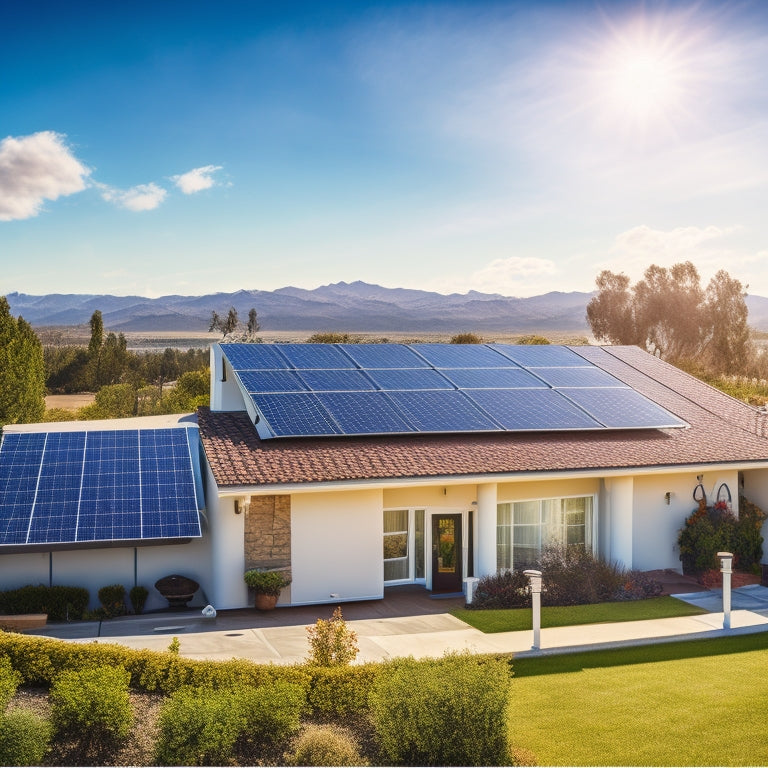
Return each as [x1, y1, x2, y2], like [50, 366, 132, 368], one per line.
[198, 346, 768, 488]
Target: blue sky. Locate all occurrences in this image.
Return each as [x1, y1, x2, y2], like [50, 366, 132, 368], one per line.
[2, 0, 768, 298]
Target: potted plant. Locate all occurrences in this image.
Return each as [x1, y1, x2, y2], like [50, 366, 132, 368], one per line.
[243, 569, 291, 610]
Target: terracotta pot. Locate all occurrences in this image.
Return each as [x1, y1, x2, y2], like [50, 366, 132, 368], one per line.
[254, 593, 278, 611]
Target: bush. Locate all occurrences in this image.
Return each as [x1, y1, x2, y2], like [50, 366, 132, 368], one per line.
[0, 709, 52, 766]
[129, 585, 149, 615]
[285, 724, 367, 766]
[369, 652, 513, 766]
[0, 585, 89, 620]
[154, 681, 306, 766]
[0, 656, 21, 711]
[97, 584, 127, 618]
[306, 607, 359, 666]
[306, 663, 380, 716]
[50, 666, 133, 751]
[613, 570, 664, 601]
[243, 569, 291, 596]
[734, 495, 767, 571]
[472, 570, 530, 609]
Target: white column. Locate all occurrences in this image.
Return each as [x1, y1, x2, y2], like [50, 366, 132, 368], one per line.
[719, 551, 733, 630]
[606, 476, 634, 569]
[476, 482, 498, 578]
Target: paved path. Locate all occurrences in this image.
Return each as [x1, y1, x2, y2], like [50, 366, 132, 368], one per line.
[30, 586, 768, 663]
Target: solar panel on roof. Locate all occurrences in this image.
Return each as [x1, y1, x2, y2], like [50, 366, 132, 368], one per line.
[220, 342, 689, 438]
[0, 428, 202, 549]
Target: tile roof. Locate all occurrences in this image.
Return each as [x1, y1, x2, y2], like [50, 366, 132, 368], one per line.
[198, 346, 768, 488]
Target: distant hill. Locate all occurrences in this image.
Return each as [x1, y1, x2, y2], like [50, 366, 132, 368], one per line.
[6, 281, 768, 333]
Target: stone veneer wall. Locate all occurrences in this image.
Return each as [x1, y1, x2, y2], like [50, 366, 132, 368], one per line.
[244, 495, 291, 570]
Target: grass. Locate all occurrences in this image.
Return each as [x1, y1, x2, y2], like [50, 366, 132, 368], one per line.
[508, 632, 768, 766]
[452, 596, 707, 633]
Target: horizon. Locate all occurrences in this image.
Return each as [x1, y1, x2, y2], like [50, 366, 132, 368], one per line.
[2, 1, 768, 298]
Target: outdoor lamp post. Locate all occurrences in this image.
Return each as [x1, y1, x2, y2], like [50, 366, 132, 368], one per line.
[523, 569, 543, 651]
[718, 551, 733, 630]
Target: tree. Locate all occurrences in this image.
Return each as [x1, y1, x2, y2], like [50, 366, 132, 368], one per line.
[209, 307, 239, 338]
[246, 308, 260, 337]
[0, 297, 46, 428]
[88, 310, 104, 358]
[450, 333, 483, 344]
[586, 262, 751, 374]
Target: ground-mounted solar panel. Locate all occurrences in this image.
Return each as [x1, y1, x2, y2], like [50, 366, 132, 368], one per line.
[220, 342, 688, 438]
[0, 427, 202, 549]
[237, 370, 308, 393]
[493, 344, 590, 367]
[467, 389, 603, 430]
[298, 369, 377, 392]
[386, 390, 503, 432]
[561, 388, 689, 429]
[277, 344, 357, 369]
[317, 392, 416, 434]
[531, 367, 628, 388]
[409, 343, 517, 368]
[366, 368, 455, 391]
[441, 367, 548, 389]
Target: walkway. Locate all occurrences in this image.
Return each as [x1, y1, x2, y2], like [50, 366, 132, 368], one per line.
[30, 584, 768, 663]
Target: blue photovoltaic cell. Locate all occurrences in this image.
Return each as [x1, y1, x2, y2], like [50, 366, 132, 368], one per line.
[467, 389, 603, 430]
[277, 344, 357, 369]
[531, 367, 628, 388]
[562, 388, 688, 429]
[220, 343, 290, 370]
[140, 430, 201, 540]
[0, 428, 202, 548]
[366, 368, 454, 391]
[340, 343, 430, 369]
[27, 432, 85, 544]
[78, 431, 142, 542]
[298, 369, 377, 392]
[492, 344, 589, 367]
[386, 391, 502, 432]
[409, 343, 517, 368]
[252, 393, 343, 436]
[0, 432, 46, 545]
[317, 392, 416, 434]
[441, 368, 548, 389]
[237, 370, 308, 393]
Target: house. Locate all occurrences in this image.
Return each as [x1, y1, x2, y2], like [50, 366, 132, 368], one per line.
[2, 342, 768, 612]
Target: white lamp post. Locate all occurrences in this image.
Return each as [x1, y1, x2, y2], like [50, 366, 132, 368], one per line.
[718, 552, 733, 630]
[524, 569, 543, 651]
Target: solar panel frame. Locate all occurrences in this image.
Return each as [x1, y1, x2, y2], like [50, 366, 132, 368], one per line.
[385, 390, 504, 432]
[276, 344, 358, 369]
[236, 369, 308, 393]
[0, 432, 46, 545]
[317, 391, 417, 434]
[560, 388, 689, 429]
[251, 392, 343, 436]
[220, 343, 290, 370]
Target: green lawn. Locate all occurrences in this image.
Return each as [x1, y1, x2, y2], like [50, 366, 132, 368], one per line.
[452, 596, 707, 633]
[508, 632, 768, 766]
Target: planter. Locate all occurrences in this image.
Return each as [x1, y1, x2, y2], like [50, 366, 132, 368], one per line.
[154, 574, 200, 609]
[254, 593, 278, 611]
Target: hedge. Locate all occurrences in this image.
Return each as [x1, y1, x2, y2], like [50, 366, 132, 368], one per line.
[0, 585, 89, 621]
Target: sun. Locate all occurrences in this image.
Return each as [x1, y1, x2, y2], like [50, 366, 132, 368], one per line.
[607, 45, 680, 117]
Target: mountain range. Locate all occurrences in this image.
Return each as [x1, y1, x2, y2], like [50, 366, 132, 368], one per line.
[6, 281, 768, 333]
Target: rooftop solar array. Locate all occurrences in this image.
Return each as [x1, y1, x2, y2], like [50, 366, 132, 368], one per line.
[0, 427, 202, 548]
[220, 343, 688, 439]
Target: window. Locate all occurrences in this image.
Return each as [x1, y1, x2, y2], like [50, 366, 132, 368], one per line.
[497, 496, 594, 571]
[383, 508, 426, 583]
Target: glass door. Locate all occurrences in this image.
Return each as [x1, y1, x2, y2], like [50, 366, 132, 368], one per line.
[431, 514, 462, 592]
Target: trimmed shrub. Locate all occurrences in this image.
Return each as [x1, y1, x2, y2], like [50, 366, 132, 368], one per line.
[285, 724, 367, 766]
[734, 495, 767, 571]
[97, 584, 127, 618]
[129, 585, 149, 615]
[50, 666, 133, 751]
[0, 656, 21, 711]
[538, 544, 624, 606]
[307, 663, 380, 716]
[472, 570, 530, 609]
[306, 607, 359, 666]
[369, 652, 513, 766]
[0, 710, 52, 766]
[0, 585, 89, 620]
[154, 681, 306, 766]
[613, 570, 664, 600]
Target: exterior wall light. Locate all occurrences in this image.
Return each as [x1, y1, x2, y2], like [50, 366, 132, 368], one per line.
[234, 497, 250, 515]
[664, 492, 672, 505]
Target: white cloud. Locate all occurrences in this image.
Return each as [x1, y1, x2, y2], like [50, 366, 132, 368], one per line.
[172, 165, 222, 194]
[430, 256, 559, 297]
[99, 182, 167, 212]
[0, 131, 90, 221]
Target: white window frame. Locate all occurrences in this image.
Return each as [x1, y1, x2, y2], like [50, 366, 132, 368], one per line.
[383, 508, 427, 585]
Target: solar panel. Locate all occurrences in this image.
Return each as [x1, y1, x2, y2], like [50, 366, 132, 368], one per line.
[492, 344, 589, 367]
[317, 392, 416, 434]
[467, 389, 603, 430]
[0, 427, 202, 549]
[221, 343, 688, 438]
[531, 367, 628, 388]
[386, 390, 503, 432]
[442, 368, 548, 389]
[561, 388, 689, 429]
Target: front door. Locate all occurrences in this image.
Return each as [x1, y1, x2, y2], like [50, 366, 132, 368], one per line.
[431, 514, 462, 593]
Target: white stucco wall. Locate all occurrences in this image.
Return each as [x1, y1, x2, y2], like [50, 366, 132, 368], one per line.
[291, 488, 383, 605]
[605, 476, 633, 568]
[209, 345, 247, 412]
